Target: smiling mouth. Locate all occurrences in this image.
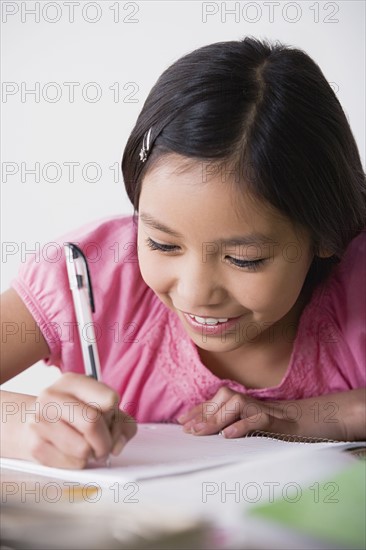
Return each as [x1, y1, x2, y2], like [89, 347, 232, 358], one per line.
[181, 311, 242, 326]
[187, 314, 229, 325]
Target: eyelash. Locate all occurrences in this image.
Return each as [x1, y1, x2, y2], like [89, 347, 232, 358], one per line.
[145, 237, 266, 272]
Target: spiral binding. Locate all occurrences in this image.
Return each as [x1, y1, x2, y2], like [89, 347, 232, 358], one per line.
[246, 430, 337, 444]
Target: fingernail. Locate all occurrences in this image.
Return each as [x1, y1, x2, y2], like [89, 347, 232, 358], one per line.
[112, 435, 127, 456]
[222, 426, 237, 438]
[191, 422, 207, 433]
[88, 454, 110, 468]
[181, 419, 194, 431]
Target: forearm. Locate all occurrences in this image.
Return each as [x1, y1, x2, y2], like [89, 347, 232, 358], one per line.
[179, 387, 366, 441]
[0, 390, 37, 459]
[296, 388, 366, 441]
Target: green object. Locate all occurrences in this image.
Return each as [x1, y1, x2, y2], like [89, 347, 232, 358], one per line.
[250, 460, 366, 548]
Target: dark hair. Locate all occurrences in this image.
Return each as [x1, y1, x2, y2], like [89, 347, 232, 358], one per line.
[122, 36, 366, 289]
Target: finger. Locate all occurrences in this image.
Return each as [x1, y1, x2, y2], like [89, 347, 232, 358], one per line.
[28, 424, 92, 469]
[180, 400, 228, 430]
[109, 409, 137, 456]
[178, 392, 232, 425]
[33, 441, 90, 469]
[184, 395, 246, 435]
[51, 372, 120, 413]
[177, 404, 205, 424]
[37, 391, 113, 459]
[220, 410, 292, 438]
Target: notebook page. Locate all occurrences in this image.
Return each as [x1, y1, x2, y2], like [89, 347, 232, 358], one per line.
[1, 423, 362, 487]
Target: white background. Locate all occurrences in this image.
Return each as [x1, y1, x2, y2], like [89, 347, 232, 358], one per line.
[1, 0, 365, 394]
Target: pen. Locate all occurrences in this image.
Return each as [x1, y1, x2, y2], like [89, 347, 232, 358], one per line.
[64, 243, 101, 379]
[64, 242, 110, 467]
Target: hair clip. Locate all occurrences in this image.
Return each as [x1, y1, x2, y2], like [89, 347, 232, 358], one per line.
[139, 127, 152, 163]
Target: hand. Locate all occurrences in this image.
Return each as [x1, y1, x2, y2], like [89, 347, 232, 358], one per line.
[23, 372, 137, 469]
[177, 387, 366, 441]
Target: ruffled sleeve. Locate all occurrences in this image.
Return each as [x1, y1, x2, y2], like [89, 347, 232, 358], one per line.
[10, 215, 142, 372]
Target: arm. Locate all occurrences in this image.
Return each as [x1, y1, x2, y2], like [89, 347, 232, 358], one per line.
[0, 288, 137, 467]
[1, 288, 49, 459]
[0, 288, 50, 384]
[177, 386, 366, 441]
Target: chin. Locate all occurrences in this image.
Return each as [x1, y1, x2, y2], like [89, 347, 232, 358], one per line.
[190, 333, 244, 352]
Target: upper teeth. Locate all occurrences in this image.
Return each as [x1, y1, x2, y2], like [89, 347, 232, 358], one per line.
[189, 315, 229, 325]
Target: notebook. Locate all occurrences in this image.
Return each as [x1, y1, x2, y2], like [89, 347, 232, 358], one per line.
[249, 459, 366, 549]
[1, 423, 364, 488]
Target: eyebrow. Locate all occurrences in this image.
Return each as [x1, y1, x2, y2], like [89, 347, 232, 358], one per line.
[139, 212, 277, 246]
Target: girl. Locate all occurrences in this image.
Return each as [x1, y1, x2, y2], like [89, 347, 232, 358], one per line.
[1, 36, 365, 469]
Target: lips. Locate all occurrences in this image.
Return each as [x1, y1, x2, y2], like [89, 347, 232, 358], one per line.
[182, 311, 240, 320]
[181, 311, 243, 336]
[188, 314, 229, 325]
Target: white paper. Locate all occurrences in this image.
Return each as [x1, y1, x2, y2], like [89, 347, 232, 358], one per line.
[1, 423, 362, 488]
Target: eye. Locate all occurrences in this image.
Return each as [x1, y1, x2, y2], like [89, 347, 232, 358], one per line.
[145, 237, 266, 271]
[145, 237, 178, 253]
[226, 257, 265, 271]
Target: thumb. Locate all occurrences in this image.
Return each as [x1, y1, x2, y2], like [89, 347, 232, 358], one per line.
[107, 408, 137, 456]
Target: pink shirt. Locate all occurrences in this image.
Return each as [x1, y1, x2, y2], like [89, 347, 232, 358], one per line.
[12, 215, 366, 421]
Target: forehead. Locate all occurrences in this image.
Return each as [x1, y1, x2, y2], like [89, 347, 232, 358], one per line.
[140, 153, 285, 227]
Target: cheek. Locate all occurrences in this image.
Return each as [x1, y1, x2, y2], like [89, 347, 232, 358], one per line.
[234, 274, 285, 313]
[137, 245, 169, 294]
[236, 260, 307, 315]
[262, 256, 311, 312]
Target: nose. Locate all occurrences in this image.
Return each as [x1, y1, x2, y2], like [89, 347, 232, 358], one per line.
[175, 253, 227, 309]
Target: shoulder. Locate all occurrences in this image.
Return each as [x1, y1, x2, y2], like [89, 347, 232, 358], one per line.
[10, 215, 155, 366]
[58, 214, 139, 282]
[276, 232, 366, 397]
[59, 214, 137, 251]
[13, 214, 137, 276]
[319, 230, 366, 320]
[307, 230, 366, 379]
[337, 229, 366, 279]
[12, 214, 139, 305]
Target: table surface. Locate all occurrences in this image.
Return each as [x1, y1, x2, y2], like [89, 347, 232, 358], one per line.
[1, 447, 364, 550]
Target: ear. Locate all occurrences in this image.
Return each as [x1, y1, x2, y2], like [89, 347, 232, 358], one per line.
[316, 246, 334, 259]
